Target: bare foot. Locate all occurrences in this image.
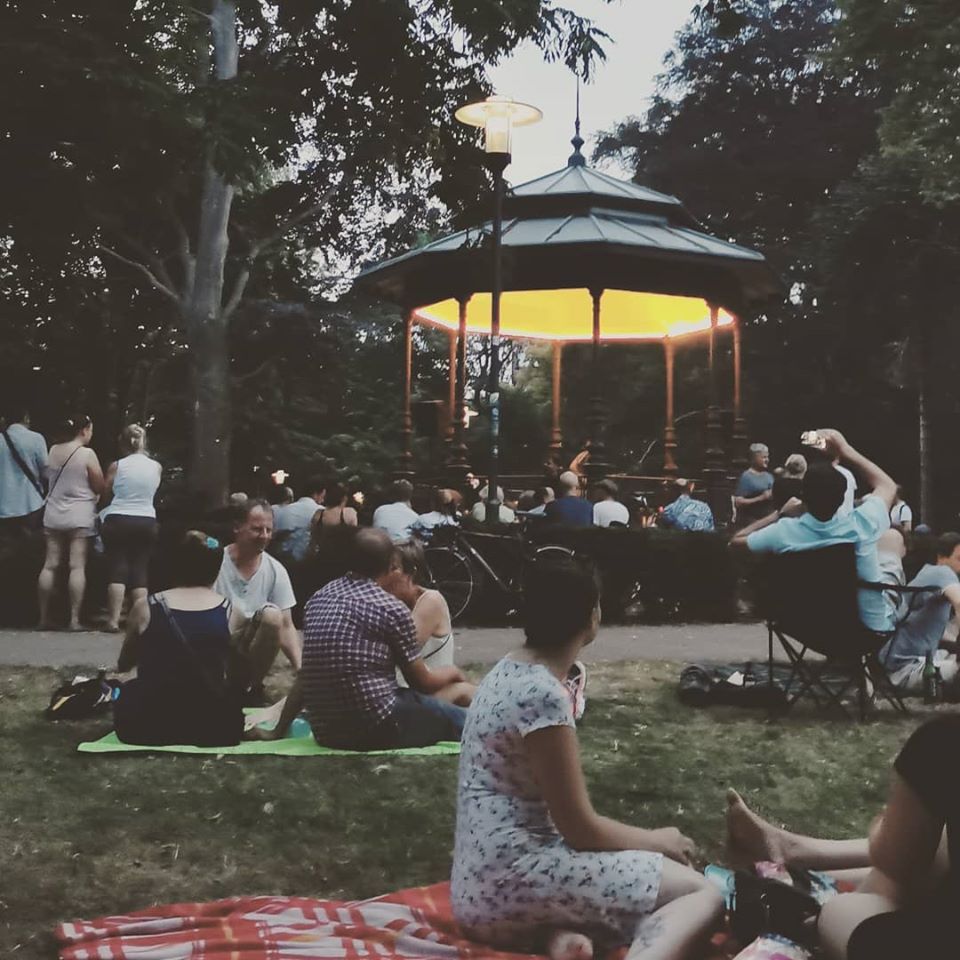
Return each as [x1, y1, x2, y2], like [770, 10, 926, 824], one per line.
[725, 788, 788, 867]
[104, 623, 121, 634]
[546, 930, 593, 960]
[67, 621, 87, 632]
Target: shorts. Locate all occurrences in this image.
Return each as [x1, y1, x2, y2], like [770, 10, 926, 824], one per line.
[848, 899, 954, 960]
[101, 515, 158, 588]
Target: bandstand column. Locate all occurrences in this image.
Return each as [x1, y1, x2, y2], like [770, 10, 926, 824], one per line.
[586, 288, 609, 480]
[703, 303, 727, 517]
[663, 337, 678, 476]
[446, 328, 457, 443]
[550, 340, 564, 459]
[731, 316, 748, 470]
[446, 296, 471, 481]
[397, 308, 415, 478]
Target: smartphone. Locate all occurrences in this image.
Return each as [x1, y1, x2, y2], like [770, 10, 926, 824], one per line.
[800, 430, 827, 450]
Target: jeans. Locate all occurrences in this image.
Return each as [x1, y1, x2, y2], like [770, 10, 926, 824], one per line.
[390, 688, 467, 747]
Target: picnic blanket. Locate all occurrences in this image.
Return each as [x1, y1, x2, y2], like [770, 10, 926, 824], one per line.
[78, 732, 461, 757]
[55, 882, 738, 960]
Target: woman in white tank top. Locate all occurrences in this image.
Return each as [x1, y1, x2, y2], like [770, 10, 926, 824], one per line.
[100, 424, 162, 631]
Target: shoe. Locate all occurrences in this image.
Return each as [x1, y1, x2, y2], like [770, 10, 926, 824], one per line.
[565, 660, 587, 720]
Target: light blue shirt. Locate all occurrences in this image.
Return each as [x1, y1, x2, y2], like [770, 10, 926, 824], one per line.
[0, 423, 48, 518]
[373, 501, 421, 541]
[747, 494, 891, 632]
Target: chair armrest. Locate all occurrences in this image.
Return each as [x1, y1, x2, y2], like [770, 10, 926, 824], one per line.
[857, 580, 940, 594]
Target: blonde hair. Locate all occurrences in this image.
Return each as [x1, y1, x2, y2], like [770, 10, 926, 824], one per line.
[119, 423, 147, 455]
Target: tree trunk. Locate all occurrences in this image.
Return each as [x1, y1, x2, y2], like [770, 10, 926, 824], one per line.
[184, 0, 238, 508]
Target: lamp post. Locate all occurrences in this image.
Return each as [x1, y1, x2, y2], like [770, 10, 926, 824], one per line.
[455, 96, 541, 523]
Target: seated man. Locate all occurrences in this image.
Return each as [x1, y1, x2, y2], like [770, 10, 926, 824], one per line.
[879, 532, 960, 695]
[659, 478, 715, 532]
[372, 479, 420, 541]
[470, 485, 517, 524]
[259, 528, 470, 749]
[414, 487, 460, 540]
[215, 499, 301, 680]
[592, 478, 630, 527]
[731, 429, 897, 635]
[543, 470, 592, 527]
[271, 477, 325, 562]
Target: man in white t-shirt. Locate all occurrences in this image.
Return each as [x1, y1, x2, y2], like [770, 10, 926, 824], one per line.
[890, 487, 913, 532]
[592, 479, 630, 527]
[373, 480, 421, 541]
[215, 499, 301, 684]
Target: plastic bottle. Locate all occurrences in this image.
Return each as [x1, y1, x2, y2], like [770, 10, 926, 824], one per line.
[922, 653, 937, 704]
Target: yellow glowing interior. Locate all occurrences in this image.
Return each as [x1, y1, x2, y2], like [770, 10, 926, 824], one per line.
[414, 289, 733, 341]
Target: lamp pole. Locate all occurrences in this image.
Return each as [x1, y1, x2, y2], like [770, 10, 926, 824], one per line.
[455, 95, 542, 525]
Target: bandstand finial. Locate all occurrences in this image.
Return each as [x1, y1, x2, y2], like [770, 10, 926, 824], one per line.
[568, 76, 586, 167]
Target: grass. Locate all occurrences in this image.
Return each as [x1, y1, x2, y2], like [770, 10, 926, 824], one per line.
[0, 660, 940, 959]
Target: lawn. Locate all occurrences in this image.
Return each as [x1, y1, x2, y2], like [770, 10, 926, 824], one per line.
[0, 660, 939, 959]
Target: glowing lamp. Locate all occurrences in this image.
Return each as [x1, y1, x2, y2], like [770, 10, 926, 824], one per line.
[455, 96, 543, 157]
[270, 469, 289, 485]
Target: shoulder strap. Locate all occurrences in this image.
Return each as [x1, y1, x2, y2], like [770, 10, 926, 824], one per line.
[154, 593, 228, 700]
[47, 444, 82, 499]
[2, 428, 45, 498]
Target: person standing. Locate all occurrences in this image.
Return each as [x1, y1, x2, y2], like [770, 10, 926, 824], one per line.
[733, 442, 774, 528]
[100, 424, 163, 632]
[37, 414, 104, 630]
[0, 405, 48, 534]
[890, 487, 913, 533]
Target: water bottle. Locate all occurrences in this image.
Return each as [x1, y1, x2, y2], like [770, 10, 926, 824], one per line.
[289, 715, 312, 739]
[922, 653, 937, 704]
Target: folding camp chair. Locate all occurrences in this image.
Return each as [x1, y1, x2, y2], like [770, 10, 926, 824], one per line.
[756, 543, 937, 720]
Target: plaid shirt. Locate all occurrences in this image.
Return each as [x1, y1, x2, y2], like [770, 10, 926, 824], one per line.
[301, 576, 420, 739]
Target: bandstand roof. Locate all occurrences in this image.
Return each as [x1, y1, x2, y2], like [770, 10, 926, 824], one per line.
[355, 146, 780, 341]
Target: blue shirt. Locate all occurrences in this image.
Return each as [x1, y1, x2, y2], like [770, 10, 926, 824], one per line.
[544, 495, 593, 527]
[0, 422, 48, 519]
[746, 494, 891, 632]
[661, 494, 715, 532]
[881, 564, 959, 668]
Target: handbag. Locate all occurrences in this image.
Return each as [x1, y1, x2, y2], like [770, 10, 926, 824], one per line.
[46, 671, 121, 720]
[729, 869, 821, 947]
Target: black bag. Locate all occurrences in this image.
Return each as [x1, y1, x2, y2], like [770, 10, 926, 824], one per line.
[729, 869, 821, 947]
[46, 671, 121, 720]
[679, 663, 788, 709]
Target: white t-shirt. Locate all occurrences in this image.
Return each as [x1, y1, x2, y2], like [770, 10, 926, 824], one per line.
[373, 501, 421, 541]
[890, 501, 913, 528]
[215, 548, 296, 619]
[593, 499, 630, 527]
[470, 501, 517, 523]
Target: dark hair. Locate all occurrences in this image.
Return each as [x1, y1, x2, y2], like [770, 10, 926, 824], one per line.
[936, 532, 960, 559]
[394, 539, 426, 584]
[233, 497, 273, 526]
[326, 481, 347, 506]
[801, 462, 847, 521]
[307, 475, 327, 496]
[64, 413, 92, 437]
[174, 530, 224, 587]
[390, 479, 413, 503]
[523, 554, 599, 651]
[350, 527, 396, 578]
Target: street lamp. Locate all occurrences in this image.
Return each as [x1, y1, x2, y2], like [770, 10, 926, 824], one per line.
[455, 96, 542, 524]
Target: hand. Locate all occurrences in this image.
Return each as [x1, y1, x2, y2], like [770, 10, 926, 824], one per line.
[761, 488, 773, 501]
[815, 428, 849, 460]
[648, 827, 696, 865]
[778, 496, 805, 518]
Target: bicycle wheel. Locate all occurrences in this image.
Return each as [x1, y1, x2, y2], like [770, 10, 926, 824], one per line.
[532, 544, 576, 562]
[424, 546, 475, 622]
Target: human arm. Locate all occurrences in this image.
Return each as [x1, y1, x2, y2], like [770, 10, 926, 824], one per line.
[246, 676, 303, 741]
[734, 489, 773, 509]
[411, 589, 449, 647]
[100, 461, 118, 508]
[278, 607, 301, 668]
[86, 450, 105, 497]
[524, 724, 695, 863]
[730, 498, 803, 549]
[817, 429, 897, 510]
[117, 596, 151, 672]
[400, 657, 467, 694]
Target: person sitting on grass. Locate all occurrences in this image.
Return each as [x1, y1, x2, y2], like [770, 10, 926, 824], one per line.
[114, 532, 248, 747]
[254, 528, 470, 749]
[451, 553, 723, 960]
[214, 498, 301, 689]
[879, 531, 960, 696]
[726, 714, 960, 960]
[391, 539, 473, 706]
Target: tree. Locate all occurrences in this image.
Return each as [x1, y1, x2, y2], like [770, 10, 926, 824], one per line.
[0, 0, 610, 506]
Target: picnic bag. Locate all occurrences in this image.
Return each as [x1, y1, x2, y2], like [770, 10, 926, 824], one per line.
[46, 671, 121, 720]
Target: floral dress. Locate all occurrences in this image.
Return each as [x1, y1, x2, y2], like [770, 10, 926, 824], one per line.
[451, 658, 662, 949]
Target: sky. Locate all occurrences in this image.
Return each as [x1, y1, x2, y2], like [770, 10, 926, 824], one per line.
[488, 0, 694, 185]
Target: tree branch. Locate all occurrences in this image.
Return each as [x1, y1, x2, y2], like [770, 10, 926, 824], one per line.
[97, 245, 182, 305]
[222, 184, 339, 321]
[232, 352, 282, 384]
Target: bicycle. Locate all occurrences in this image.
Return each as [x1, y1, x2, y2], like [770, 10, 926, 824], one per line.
[422, 525, 574, 623]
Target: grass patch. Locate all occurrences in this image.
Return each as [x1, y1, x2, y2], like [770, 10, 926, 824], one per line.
[0, 661, 938, 958]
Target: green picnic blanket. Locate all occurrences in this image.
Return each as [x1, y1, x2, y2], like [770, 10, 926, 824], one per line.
[78, 709, 461, 757]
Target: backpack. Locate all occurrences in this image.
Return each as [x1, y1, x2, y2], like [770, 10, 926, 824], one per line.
[46, 672, 121, 721]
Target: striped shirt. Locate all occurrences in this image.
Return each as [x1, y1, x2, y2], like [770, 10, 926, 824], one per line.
[301, 576, 420, 740]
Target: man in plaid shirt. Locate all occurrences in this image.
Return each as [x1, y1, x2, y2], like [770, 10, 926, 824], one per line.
[257, 528, 470, 749]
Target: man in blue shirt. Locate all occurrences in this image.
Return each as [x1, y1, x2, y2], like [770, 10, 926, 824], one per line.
[733, 443, 775, 528]
[731, 429, 897, 633]
[660, 478, 715, 532]
[0, 405, 48, 533]
[544, 471, 593, 527]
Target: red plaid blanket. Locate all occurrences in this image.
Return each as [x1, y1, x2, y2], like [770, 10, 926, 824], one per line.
[55, 882, 736, 960]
